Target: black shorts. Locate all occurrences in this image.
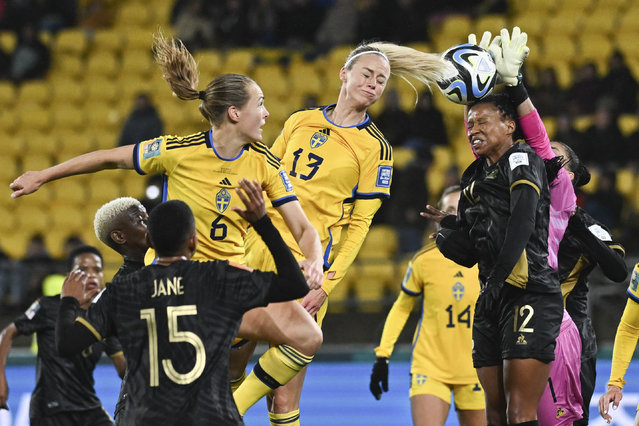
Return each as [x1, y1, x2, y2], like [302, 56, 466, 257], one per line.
[31, 407, 113, 426]
[472, 284, 563, 368]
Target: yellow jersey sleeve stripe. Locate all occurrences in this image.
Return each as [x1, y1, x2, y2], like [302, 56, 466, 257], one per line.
[76, 317, 103, 341]
[369, 123, 392, 160]
[510, 179, 540, 196]
[364, 126, 392, 161]
[610, 244, 626, 256]
[249, 143, 280, 169]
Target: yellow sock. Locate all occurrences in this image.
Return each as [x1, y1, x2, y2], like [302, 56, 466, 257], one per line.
[233, 345, 313, 415]
[269, 410, 300, 426]
[230, 370, 246, 393]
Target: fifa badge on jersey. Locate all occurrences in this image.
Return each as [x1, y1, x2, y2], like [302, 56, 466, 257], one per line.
[508, 152, 529, 170]
[310, 129, 329, 149]
[452, 282, 465, 301]
[24, 300, 40, 319]
[376, 165, 392, 188]
[216, 188, 231, 213]
[143, 138, 162, 159]
[279, 170, 293, 192]
[631, 267, 639, 292]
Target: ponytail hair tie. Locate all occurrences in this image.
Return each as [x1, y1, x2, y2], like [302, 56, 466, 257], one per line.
[198, 90, 206, 100]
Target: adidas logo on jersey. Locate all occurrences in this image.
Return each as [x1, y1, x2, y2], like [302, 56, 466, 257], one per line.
[454, 271, 464, 278]
[219, 177, 232, 186]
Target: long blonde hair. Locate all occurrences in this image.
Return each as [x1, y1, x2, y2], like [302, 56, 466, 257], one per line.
[345, 42, 451, 87]
[152, 31, 255, 127]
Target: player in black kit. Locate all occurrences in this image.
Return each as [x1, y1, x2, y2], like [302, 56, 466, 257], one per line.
[424, 93, 563, 426]
[56, 179, 310, 425]
[0, 245, 125, 425]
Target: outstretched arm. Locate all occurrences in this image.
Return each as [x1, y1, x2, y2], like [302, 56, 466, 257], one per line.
[10, 145, 135, 198]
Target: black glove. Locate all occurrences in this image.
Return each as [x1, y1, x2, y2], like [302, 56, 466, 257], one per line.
[369, 357, 389, 400]
[479, 278, 504, 314]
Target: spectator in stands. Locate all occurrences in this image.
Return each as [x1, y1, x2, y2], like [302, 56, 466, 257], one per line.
[529, 67, 567, 117]
[568, 62, 603, 116]
[601, 50, 638, 114]
[0, 247, 15, 311]
[40, 0, 78, 33]
[0, 47, 11, 80]
[173, 0, 216, 52]
[246, 0, 278, 46]
[624, 106, 639, 171]
[375, 88, 410, 146]
[315, 0, 358, 54]
[78, 0, 115, 29]
[583, 168, 626, 232]
[274, 0, 323, 48]
[388, 0, 430, 44]
[13, 234, 54, 309]
[581, 99, 625, 166]
[118, 93, 164, 147]
[9, 22, 50, 83]
[356, 0, 392, 42]
[405, 90, 448, 158]
[553, 113, 583, 156]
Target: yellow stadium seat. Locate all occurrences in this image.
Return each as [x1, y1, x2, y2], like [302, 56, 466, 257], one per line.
[19, 153, 53, 173]
[472, 14, 509, 36]
[87, 176, 123, 204]
[289, 61, 323, 96]
[85, 76, 120, 105]
[573, 115, 593, 132]
[352, 260, 396, 312]
[616, 167, 635, 199]
[544, 12, 582, 37]
[512, 12, 546, 40]
[124, 29, 154, 51]
[559, 0, 595, 12]
[56, 130, 94, 157]
[50, 204, 89, 234]
[0, 82, 16, 108]
[435, 14, 472, 44]
[51, 54, 85, 79]
[618, 113, 639, 136]
[53, 28, 87, 56]
[580, 8, 618, 36]
[17, 104, 52, 133]
[50, 178, 89, 205]
[118, 75, 154, 102]
[0, 30, 16, 52]
[18, 81, 51, 107]
[326, 45, 356, 69]
[0, 108, 19, 134]
[578, 34, 613, 69]
[49, 76, 85, 106]
[0, 205, 16, 233]
[392, 146, 417, 170]
[221, 49, 255, 75]
[0, 154, 17, 182]
[540, 36, 579, 67]
[432, 145, 454, 170]
[121, 49, 153, 78]
[194, 49, 223, 77]
[541, 117, 557, 139]
[86, 103, 123, 134]
[616, 8, 639, 35]
[19, 129, 58, 157]
[86, 52, 120, 80]
[116, 2, 152, 28]
[1, 232, 29, 259]
[357, 224, 399, 260]
[14, 202, 51, 235]
[91, 28, 125, 55]
[52, 104, 87, 132]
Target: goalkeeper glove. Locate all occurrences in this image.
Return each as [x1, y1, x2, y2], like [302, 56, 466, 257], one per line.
[468, 31, 493, 50]
[493, 26, 530, 86]
[369, 357, 389, 400]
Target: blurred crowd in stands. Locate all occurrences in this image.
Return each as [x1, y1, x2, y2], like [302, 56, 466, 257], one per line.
[0, 0, 638, 314]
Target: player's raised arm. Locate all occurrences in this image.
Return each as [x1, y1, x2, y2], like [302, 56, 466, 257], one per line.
[233, 179, 309, 302]
[10, 145, 135, 198]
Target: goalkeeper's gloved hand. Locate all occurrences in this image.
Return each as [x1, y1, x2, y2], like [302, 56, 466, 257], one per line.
[493, 26, 530, 86]
[369, 356, 389, 400]
[468, 31, 493, 50]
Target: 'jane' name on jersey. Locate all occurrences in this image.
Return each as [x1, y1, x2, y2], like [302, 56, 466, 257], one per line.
[151, 277, 184, 298]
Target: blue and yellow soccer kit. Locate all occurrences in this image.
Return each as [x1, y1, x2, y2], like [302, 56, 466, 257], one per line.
[133, 130, 297, 263]
[375, 243, 484, 408]
[244, 105, 393, 322]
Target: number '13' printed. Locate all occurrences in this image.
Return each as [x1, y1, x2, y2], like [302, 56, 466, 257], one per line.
[290, 148, 324, 181]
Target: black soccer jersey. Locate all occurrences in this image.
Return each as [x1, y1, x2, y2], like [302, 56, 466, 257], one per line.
[111, 259, 145, 281]
[79, 260, 275, 425]
[458, 142, 557, 293]
[558, 207, 626, 359]
[13, 296, 121, 419]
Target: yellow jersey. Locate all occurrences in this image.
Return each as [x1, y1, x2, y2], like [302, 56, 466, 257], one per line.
[134, 130, 296, 263]
[247, 105, 392, 278]
[375, 243, 481, 384]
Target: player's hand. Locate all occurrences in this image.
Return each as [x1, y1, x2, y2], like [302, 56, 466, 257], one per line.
[232, 179, 266, 223]
[61, 270, 88, 302]
[420, 205, 448, 224]
[0, 373, 8, 410]
[369, 357, 389, 400]
[298, 258, 323, 290]
[479, 279, 504, 314]
[494, 26, 529, 86]
[599, 385, 623, 423]
[9, 171, 44, 198]
[300, 288, 327, 316]
[468, 31, 492, 50]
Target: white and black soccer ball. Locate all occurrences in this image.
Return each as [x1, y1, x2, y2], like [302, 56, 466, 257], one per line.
[437, 43, 497, 105]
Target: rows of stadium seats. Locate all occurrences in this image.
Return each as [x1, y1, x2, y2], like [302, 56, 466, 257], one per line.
[4, 0, 639, 300]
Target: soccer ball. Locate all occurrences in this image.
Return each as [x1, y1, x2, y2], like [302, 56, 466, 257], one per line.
[436, 43, 497, 105]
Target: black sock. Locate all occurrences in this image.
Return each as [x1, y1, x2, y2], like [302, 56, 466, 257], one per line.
[508, 421, 539, 426]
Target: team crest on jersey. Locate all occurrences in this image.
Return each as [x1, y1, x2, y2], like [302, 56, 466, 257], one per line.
[376, 165, 392, 188]
[24, 300, 40, 319]
[216, 188, 231, 213]
[279, 170, 293, 192]
[142, 138, 162, 159]
[452, 282, 465, 301]
[310, 129, 330, 148]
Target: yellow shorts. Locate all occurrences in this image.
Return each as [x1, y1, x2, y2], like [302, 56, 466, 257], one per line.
[245, 226, 329, 327]
[409, 374, 485, 411]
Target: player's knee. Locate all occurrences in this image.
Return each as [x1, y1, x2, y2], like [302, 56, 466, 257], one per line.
[485, 408, 505, 426]
[270, 391, 299, 413]
[303, 325, 323, 355]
